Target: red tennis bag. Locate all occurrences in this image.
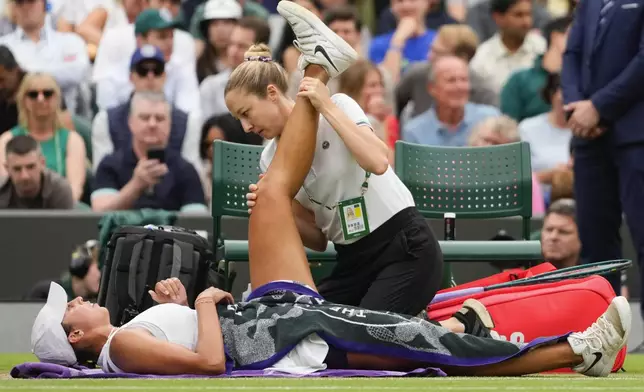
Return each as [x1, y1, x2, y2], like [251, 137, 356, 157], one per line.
[428, 269, 627, 373]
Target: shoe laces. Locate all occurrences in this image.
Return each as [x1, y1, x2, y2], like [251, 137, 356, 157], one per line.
[574, 315, 614, 352]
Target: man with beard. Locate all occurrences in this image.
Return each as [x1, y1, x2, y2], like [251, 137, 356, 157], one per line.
[0, 45, 73, 135]
[0, 135, 74, 209]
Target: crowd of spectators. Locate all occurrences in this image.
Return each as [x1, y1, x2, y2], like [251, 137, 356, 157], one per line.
[0, 0, 576, 213]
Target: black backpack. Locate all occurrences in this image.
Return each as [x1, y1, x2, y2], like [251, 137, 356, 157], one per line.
[97, 225, 215, 326]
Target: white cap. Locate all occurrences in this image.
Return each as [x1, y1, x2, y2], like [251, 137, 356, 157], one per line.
[444, 212, 456, 219]
[31, 282, 77, 366]
[203, 0, 242, 20]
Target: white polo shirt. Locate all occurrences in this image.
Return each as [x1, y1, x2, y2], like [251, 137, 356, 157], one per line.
[260, 94, 415, 245]
[470, 32, 546, 97]
[0, 24, 90, 107]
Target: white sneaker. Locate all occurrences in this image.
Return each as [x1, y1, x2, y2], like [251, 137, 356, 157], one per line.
[276, 0, 358, 78]
[568, 296, 631, 377]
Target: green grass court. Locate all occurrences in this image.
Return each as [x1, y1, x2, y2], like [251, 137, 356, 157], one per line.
[2, 353, 644, 391]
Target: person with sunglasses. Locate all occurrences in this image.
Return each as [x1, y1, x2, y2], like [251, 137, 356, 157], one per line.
[0, 45, 76, 138]
[0, 72, 87, 202]
[91, 45, 202, 178]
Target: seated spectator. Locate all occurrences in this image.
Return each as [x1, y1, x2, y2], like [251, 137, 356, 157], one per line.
[186, 0, 269, 53]
[199, 15, 271, 119]
[376, 0, 458, 35]
[468, 115, 545, 215]
[469, 0, 546, 101]
[54, 0, 113, 59]
[338, 59, 398, 152]
[396, 24, 496, 123]
[25, 239, 101, 301]
[519, 72, 572, 192]
[0, 45, 74, 135]
[501, 16, 572, 122]
[0, 72, 86, 201]
[91, 91, 207, 213]
[91, 45, 202, 175]
[54, 0, 144, 59]
[541, 198, 580, 269]
[0, 0, 90, 113]
[322, 4, 372, 57]
[0, 134, 74, 209]
[93, 6, 198, 113]
[369, 0, 437, 83]
[200, 113, 263, 204]
[195, 0, 243, 83]
[466, 0, 551, 43]
[402, 55, 500, 147]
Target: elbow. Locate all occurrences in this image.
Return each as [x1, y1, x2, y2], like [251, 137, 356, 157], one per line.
[202, 358, 227, 375]
[369, 156, 389, 176]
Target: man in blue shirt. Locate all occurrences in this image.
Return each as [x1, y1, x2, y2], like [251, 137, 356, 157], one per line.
[403, 56, 500, 146]
[369, 0, 436, 77]
[91, 91, 207, 213]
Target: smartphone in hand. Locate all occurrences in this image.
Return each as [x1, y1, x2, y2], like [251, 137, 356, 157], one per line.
[147, 148, 166, 164]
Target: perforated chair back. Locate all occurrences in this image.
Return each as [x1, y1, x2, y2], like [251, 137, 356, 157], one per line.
[211, 140, 263, 239]
[395, 141, 533, 239]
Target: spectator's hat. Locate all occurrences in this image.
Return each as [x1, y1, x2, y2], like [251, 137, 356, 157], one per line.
[135, 8, 179, 35]
[203, 0, 243, 21]
[130, 45, 165, 70]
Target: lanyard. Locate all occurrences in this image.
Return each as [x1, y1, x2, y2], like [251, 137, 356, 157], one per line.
[303, 172, 371, 211]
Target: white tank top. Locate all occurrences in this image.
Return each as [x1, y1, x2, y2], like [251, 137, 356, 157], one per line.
[98, 303, 328, 375]
[98, 303, 198, 373]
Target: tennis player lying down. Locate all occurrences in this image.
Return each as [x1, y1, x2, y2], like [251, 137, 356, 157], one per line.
[32, 1, 630, 378]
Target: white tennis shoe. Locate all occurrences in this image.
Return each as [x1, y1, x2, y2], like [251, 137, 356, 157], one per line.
[276, 0, 358, 78]
[568, 296, 631, 377]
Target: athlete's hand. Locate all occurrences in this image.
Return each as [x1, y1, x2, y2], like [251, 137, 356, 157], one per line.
[297, 77, 332, 111]
[197, 287, 234, 305]
[149, 278, 188, 306]
[246, 173, 264, 214]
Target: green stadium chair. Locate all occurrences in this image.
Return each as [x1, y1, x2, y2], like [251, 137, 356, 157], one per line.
[72, 115, 93, 163]
[394, 140, 542, 288]
[211, 140, 338, 291]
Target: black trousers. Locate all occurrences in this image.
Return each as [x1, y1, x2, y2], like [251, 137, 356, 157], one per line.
[318, 207, 444, 317]
[574, 141, 644, 313]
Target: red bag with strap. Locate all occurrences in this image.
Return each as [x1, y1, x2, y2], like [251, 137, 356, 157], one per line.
[428, 274, 626, 373]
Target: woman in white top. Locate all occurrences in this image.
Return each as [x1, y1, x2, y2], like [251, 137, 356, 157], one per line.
[518, 73, 573, 192]
[238, 41, 449, 333]
[30, 1, 629, 377]
[239, 48, 450, 324]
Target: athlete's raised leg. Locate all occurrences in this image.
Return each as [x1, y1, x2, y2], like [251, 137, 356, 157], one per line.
[248, 1, 358, 289]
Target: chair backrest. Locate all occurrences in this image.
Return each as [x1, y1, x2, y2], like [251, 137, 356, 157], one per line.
[72, 115, 92, 162]
[394, 141, 533, 224]
[211, 140, 263, 220]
